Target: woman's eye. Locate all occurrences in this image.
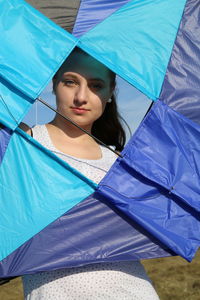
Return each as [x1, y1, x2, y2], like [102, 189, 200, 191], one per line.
[64, 80, 76, 86]
[90, 83, 103, 90]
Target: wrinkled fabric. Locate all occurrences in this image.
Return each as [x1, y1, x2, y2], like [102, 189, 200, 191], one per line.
[97, 100, 200, 261]
[0, 192, 172, 277]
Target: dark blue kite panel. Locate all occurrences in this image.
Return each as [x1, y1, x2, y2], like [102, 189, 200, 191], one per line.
[0, 193, 172, 278]
[73, 0, 130, 37]
[97, 100, 200, 261]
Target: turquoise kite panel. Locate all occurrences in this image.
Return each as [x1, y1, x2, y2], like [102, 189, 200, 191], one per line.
[0, 0, 77, 129]
[0, 79, 33, 129]
[0, 129, 96, 261]
[79, 0, 187, 100]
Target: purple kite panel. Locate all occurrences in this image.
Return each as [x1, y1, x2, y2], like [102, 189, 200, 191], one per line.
[160, 0, 200, 125]
[97, 100, 200, 261]
[0, 126, 12, 165]
[73, 0, 130, 37]
[0, 193, 172, 277]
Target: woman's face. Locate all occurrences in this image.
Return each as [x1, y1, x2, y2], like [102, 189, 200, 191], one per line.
[54, 51, 113, 131]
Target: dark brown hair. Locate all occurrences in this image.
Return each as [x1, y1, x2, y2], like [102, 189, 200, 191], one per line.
[53, 48, 126, 151]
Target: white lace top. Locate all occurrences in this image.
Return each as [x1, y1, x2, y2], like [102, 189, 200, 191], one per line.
[23, 125, 159, 300]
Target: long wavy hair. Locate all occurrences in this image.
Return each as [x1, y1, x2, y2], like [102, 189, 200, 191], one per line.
[53, 48, 126, 151]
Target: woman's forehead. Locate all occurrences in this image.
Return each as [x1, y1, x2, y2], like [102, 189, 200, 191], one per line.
[59, 52, 110, 80]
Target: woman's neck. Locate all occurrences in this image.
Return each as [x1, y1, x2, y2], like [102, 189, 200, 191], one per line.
[46, 118, 102, 159]
[50, 116, 92, 138]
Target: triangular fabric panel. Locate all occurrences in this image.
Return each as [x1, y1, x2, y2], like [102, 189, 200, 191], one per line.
[0, 193, 173, 277]
[160, 0, 200, 125]
[0, 0, 77, 129]
[0, 128, 95, 261]
[97, 100, 200, 261]
[73, 0, 130, 38]
[79, 0, 187, 100]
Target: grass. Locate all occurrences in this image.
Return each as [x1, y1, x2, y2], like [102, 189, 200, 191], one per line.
[0, 251, 200, 299]
[143, 250, 200, 300]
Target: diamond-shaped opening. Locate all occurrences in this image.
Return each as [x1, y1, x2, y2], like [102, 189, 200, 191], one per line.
[22, 75, 152, 145]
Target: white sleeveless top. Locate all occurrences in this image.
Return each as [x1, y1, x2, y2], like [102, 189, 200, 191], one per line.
[23, 125, 159, 300]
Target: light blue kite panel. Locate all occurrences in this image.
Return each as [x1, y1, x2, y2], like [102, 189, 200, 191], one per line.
[0, 78, 33, 129]
[0, 129, 96, 261]
[79, 0, 187, 100]
[0, 0, 77, 128]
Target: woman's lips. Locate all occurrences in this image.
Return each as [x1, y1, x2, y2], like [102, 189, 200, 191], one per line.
[71, 107, 90, 114]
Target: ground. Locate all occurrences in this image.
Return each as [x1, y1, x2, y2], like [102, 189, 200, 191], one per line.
[0, 251, 200, 300]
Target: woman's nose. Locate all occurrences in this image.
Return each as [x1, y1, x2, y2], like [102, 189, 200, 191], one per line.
[74, 84, 88, 105]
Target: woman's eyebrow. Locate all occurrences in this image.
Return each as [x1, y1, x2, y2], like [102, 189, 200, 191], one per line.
[62, 73, 105, 83]
[62, 73, 78, 79]
[88, 78, 105, 83]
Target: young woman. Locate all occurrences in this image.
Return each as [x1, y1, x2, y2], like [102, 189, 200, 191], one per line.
[21, 48, 159, 299]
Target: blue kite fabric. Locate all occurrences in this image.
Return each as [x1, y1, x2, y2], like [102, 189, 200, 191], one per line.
[0, 127, 96, 264]
[78, 0, 187, 99]
[97, 100, 200, 262]
[72, 0, 130, 38]
[0, 192, 173, 277]
[1, 0, 200, 278]
[0, 0, 77, 130]
[160, 0, 200, 126]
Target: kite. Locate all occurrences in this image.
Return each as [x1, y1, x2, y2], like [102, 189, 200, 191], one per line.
[0, 0, 200, 279]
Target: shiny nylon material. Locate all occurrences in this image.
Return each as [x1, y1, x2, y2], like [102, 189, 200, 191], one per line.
[0, 78, 34, 130]
[26, 0, 131, 37]
[97, 100, 200, 261]
[1, 0, 200, 278]
[0, 193, 172, 277]
[0, 128, 96, 261]
[79, 0, 187, 100]
[0, 0, 77, 129]
[73, 0, 130, 37]
[160, 0, 200, 125]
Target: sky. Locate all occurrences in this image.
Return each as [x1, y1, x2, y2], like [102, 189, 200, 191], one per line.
[23, 75, 152, 143]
